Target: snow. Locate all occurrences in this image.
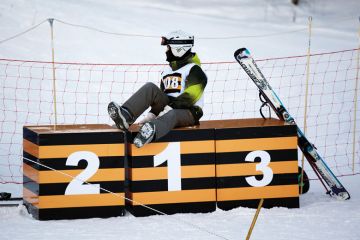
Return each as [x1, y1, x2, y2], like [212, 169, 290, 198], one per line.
[0, 0, 359, 63]
[1, 175, 359, 240]
[1, 0, 360, 239]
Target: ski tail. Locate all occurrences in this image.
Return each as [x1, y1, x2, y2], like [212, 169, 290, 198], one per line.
[234, 47, 350, 200]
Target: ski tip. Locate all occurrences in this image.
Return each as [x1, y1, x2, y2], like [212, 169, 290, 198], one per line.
[234, 48, 251, 61]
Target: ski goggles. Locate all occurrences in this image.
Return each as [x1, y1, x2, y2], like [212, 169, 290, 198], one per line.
[161, 36, 194, 46]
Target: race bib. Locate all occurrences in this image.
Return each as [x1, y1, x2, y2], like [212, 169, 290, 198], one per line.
[162, 73, 182, 94]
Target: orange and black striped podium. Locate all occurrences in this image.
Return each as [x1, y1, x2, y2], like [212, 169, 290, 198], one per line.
[23, 124, 125, 220]
[22, 119, 300, 220]
[125, 125, 217, 217]
[212, 119, 299, 210]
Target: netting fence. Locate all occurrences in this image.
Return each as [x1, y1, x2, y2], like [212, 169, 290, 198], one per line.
[1, 48, 359, 197]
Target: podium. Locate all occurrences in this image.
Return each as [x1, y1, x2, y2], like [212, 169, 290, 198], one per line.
[23, 124, 125, 220]
[212, 119, 299, 209]
[125, 124, 217, 217]
[22, 119, 300, 219]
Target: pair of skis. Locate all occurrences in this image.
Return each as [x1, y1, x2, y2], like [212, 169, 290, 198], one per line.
[234, 48, 350, 200]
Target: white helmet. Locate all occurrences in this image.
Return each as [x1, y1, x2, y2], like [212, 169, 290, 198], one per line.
[161, 30, 194, 58]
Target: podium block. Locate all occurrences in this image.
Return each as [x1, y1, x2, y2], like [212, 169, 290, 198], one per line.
[213, 119, 300, 209]
[23, 124, 125, 220]
[126, 125, 217, 217]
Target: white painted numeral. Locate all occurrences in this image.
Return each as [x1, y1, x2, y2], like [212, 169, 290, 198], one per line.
[153, 142, 181, 191]
[65, 151, 100, 195]
[245, 150, 273, 187]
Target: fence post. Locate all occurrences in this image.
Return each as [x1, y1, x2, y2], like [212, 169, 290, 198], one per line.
[300, 16, 312, 194]
[48, 18, 58, 129]
[353, 17, 360, 173]
[246, 199, 264, 240]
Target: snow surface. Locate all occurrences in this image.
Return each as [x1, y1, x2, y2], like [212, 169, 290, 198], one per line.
[0, 0, 359, 63]
[0, 0, 360, 239]
[1, 176, 359, 240]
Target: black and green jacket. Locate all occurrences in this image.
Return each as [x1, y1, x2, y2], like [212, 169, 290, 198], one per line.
[160, 52, 207, 121]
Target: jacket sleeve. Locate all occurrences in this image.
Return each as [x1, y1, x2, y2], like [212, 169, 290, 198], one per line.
[169, 65, 207, 109]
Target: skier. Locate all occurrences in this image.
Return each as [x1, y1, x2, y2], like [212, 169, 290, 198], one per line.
[108, 30, 207, 148]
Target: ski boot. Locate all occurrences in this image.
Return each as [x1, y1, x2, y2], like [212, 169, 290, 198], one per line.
[134, 122, 155, 148]
[107, 101, 134, 131]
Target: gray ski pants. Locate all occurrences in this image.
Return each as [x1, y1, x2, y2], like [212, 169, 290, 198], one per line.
[122, 82, 196, 140]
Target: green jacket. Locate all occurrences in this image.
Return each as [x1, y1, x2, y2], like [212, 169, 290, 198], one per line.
[163, 52, 207, 111]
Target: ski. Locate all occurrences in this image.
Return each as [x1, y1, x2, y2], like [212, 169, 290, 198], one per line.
[234, 48, 350, 200]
